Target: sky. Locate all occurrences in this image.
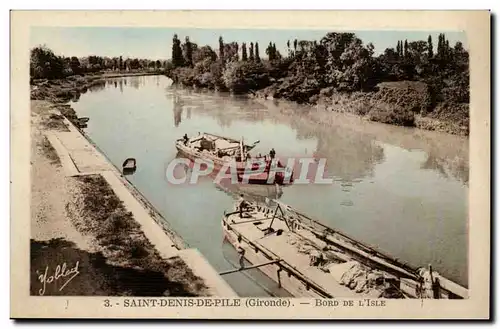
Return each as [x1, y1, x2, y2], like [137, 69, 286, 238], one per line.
[30, 27, 468, 60]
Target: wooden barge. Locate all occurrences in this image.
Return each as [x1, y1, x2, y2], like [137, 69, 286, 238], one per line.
[221, 200, 468, 299]
[175, 132, 293, 185]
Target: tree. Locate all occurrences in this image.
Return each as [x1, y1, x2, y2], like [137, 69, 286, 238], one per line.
[192, 45, 217, 64]
[427, 35, 434, 59]
[119, 56, 123, 70]
[437, 33, 444, 59]
[69, 56, 81, 75]
[255, 42, 261, 62]
[223, 42, 239, 62]
[30, 45, 64, 79]
[241, 43, 248, 61]
[172, 34, 184, 67]
[129, 58, 141, 70]
[320, 32, 356, 78]
[335, 39, 376, 91]
[396, 41, 401, 58]
[266, 42, 276, 61]
[404, 40, 408, 58]
[249, 42, 254, 61]
[219, 36, 224, 61]
[222, 60, 269, 93]
[293, 39, 298, 52]
[184, 36, 194, 67]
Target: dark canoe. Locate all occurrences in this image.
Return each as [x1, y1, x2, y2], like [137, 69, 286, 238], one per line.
[122, 158, 137, 174]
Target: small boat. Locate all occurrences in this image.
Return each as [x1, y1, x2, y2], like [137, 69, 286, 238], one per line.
[122, 158, 137, 174]
[222, 200, 468, 299]
[175, 132, 292, 185]
[76, 117, 89, 128]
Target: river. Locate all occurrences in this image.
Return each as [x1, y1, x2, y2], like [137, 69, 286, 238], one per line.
[70, 75, 469, 296]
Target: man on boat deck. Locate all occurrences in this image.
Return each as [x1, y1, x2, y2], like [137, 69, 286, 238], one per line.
[238, 194, 248, 218]
[183, 133, 189, 145]
[269, 148, 276, 159]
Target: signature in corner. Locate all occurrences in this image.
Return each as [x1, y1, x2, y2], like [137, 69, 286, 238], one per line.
[36, 261, 80, 296]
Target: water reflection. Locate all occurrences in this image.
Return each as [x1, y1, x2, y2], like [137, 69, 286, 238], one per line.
[173, 95, 183, 127]
[167, 87, 468, 186]
[88, 80, 106, 93]
[168, 89, 386, 183]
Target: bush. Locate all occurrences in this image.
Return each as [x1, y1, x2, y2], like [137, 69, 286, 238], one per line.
[367, 104, 415, 126]
[222, 61, 270, 93]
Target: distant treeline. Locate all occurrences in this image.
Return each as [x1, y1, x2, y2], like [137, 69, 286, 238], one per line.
[166, 32, 469, 105]
[30, 45, 166, 80]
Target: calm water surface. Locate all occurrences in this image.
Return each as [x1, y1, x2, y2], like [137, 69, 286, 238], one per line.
[71, 75, 469, 295]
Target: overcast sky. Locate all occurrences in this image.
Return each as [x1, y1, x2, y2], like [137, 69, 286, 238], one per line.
[30, 27, 467, 60]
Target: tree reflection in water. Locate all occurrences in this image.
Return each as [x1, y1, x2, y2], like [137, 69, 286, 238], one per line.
[165, 87, 468, 186]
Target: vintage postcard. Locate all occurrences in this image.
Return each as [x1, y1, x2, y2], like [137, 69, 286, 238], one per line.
[10, 10, 490, 319]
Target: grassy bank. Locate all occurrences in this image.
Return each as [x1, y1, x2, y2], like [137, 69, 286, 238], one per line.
[30, 99, 210, 296]
[304, 81, 469, 136]
[65, 174, 209, 296]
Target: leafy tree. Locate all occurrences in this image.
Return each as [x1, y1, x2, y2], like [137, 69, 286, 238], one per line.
[183, 36, 194, 67]
[119, 56, 123, 70]
[222, 61, 269, 93]
[266, 42, 276, 61]
[320, 32, 356, 80]
[404, 40, 408, 58]
[407, 41, 428, 64]
[427, 35, 434, 59]
[69, 56, 81, 75]
[255, 42, 261, 62]
[193, 45, 217, 64]
[219, 36, 224, 61]
[249, 42, 254, 61]
[437, 33, 444, 60]
[241, 43, 248, 61]
[293, 39, 298, 52]
[336, 39, 376, 91]
[129, 58, 141, 70]
[223, 42, 239, 62]
[30, 45, 64, 79]
[172, 34, 184, 67]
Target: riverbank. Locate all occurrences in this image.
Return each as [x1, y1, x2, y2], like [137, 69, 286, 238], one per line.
[251, 81, 468, 136]
[30, 71, 163, 104]
[30, 99, 236, 297]
[169, 66, 469, 136]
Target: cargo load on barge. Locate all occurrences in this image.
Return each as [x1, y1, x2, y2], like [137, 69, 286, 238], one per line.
[221, 200, 468, 299]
